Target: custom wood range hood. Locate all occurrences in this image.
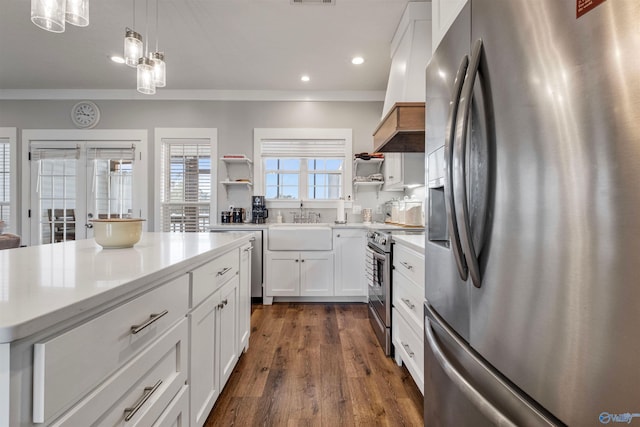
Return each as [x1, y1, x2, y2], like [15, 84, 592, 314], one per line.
[372, 102, 425, 152]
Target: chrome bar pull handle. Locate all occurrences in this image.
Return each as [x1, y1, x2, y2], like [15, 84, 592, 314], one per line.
[402, 298, 415, 310]
[216, 267, 232, 276]
[401, 342, 415, 358]
[400, 261, 413, 271]
[130, 310, 168, 334]
[123, 380, 162, 421]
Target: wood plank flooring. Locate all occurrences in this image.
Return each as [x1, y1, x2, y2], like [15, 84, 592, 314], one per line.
[205, 303, 424, 426]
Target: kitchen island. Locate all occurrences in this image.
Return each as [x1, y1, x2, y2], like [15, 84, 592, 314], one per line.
[0, 232, 253, 427]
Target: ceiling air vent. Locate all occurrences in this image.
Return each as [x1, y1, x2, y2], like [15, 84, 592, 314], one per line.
[291, 0, 335, 5]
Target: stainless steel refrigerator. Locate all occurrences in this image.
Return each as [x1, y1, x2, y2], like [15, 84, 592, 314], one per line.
[424, 1, 640, 425]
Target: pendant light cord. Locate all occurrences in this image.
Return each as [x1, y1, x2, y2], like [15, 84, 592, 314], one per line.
[144, 0, 149, 56]
[155, 0, 159, 53]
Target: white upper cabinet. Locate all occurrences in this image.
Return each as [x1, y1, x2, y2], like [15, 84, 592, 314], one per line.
[382, 2, 432, 118]
[432, 0, 468, 53]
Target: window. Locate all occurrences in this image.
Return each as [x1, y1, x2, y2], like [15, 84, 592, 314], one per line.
[0, 138, 10, 225]
[156, 129, 217, 232]
[0, 128, 16, 232]
[254, 129, 352, 205]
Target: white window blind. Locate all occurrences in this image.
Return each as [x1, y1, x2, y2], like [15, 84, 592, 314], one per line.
[90, 147, 135, 219]
[31, 145, 79, 244]
[260, 139, 347, 157]
[160, 139, 212, 232]
[260, 139, 347, 201]
[0, 138, 9, 225]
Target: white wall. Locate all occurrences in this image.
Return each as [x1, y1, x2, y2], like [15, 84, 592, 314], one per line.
[0, 99, 403, 231]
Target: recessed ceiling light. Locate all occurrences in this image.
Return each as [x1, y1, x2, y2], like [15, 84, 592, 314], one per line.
[301, 75, 310, 82]
[351, 56, 365, 65]
[110, 55, 126, 64]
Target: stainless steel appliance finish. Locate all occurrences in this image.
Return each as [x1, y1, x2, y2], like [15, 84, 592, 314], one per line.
[425, 1, 640, 425]
[367, 228, 424, 356]
[366, 232, 393, 356]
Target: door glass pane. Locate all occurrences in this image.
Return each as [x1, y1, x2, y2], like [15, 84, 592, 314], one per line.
[92, 159, 133, 219]
[38, 158, 77, 244]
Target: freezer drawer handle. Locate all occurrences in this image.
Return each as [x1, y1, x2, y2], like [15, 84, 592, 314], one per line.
[401, 341, 415, 358]
[402, 298, 416, 310]
[123, 379, 163, 421]
[425, 316, 516, 426]
[130, 310, 168, 334]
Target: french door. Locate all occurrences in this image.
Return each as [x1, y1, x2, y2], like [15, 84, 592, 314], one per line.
[29, 141, 141, 245]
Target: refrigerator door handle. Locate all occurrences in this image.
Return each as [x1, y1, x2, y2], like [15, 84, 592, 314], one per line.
[453, 38, 485, 288]
[444, 54, 471, 281]
[425, 315, 516, 427]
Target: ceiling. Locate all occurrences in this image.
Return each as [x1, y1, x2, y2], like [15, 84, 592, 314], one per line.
[0, 0, 420, 100]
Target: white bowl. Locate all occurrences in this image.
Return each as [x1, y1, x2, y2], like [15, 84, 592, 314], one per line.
[91, 218, 145, 249]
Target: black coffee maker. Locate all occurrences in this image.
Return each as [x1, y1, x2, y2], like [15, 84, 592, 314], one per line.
[251, 196, 268, 224]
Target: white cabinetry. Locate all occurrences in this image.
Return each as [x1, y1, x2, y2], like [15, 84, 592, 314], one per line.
[239, 242, 252, 352]
[432, 0, 468, 53]
[383, 153, 425, 191]
[333, 229, 367, 297]
[189, 255, 241, 427]
[265, 251, 334, 297]
[392, 242, 425, 394]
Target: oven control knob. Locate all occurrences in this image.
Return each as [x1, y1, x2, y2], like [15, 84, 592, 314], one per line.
[380, 237, 387, 245]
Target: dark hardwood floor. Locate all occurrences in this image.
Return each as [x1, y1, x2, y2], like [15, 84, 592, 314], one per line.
[205, 303, 424, 426]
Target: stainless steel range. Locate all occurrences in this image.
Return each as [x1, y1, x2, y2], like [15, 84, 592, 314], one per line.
[366, 228, 423, 356]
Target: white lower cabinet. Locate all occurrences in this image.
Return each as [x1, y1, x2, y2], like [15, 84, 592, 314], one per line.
[2, 242, 253, 427]
[265, 251, 334, 297]
[51, 319, 189, 426]
[188, 272, 240, 427]
[333, 229, 367, 297]
[392, 242, 425, 394]
[238, 242, 252, 352]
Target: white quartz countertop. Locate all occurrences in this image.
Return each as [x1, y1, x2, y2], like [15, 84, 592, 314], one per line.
[0, 232, 251, 343]
[392, 234, 425, 254]
[210, 222, 418, 230]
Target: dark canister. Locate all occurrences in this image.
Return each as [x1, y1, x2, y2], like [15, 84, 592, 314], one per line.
[232, 208, 245, 223]
[221, 211, 231, 223]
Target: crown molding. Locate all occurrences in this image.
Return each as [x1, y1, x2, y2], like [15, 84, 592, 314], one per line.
[0, 89, 385, 102]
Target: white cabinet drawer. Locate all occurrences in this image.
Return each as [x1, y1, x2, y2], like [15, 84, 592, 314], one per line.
[392, 308, 424, 394]
[153, 385, 189, 427]
[51, 319, 188, 426]
[393, 243, 424, 288]
[33, 276, 189, 424]
[393, 270, 424, 334]
[191, 249, 239, 307]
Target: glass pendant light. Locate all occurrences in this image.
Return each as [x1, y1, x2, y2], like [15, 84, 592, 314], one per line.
[65, 0, 89, 27]
[151, 52, 166, 87]
[137, 56, 156, 95]
[124, 28, 143, 68]
[31, 0, 66, 33]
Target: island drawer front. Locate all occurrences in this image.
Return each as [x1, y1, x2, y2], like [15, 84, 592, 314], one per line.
[191, 249, 239, 307]
[33, 276, 189, 424]
[393, 244, 425, 288]
[153, 384, 189, 427]
[393, 270, 424, 334]
[51, 319, 188, 427]
[392, 308, 424, 394]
